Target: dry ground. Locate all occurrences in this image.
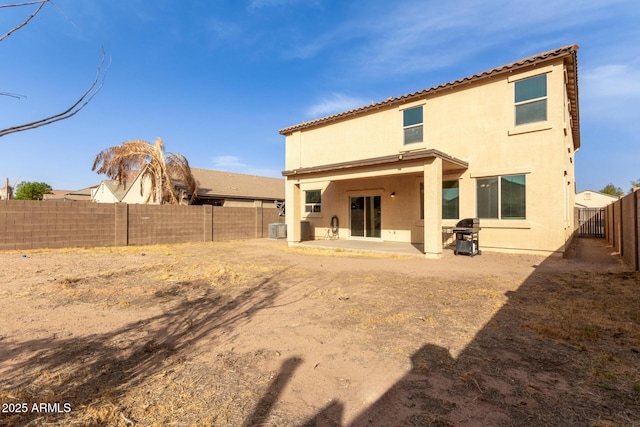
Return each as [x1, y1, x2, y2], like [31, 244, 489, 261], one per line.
[0, 238, 638, 426]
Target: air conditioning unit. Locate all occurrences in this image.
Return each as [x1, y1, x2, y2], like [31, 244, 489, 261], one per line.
[268, 223, 287, 239]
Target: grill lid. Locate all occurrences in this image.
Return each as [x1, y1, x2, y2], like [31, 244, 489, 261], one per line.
[455, 218, 479, 228]
[453, 218, 480, 232]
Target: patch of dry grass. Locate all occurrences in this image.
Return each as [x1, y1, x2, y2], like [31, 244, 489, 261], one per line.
[281, 244, 411, 259]
[2, 240, 639, 426]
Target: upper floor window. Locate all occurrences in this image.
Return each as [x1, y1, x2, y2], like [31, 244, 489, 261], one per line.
[477, 175, 526, 220]
[403, 106, 423, 144]
[515, 74, 547, 126]
[305, 190, 322, 213]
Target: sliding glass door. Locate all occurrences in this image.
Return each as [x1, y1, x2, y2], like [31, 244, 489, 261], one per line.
[350, 196, 381, 238]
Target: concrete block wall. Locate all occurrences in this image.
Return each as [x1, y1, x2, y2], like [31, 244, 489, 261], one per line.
[212, 206, 258, 241]
[262, 208, 283, 235]
[620, 192, 639, 270]
[0, 200, 281, 251]
[605, 191, 639, 271]
[0, 200, 116, 250]
[128, 204, 205, 245]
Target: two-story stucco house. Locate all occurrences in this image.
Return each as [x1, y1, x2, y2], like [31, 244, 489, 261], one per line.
[280, 45, 580, 257]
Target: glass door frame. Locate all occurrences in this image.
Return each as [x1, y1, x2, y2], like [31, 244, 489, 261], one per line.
[349, 194, 382, 240]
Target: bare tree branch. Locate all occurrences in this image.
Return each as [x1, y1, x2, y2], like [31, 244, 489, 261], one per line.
[0, 0, 46, 6]
[1, 1, 108, 138]
[0, 0, 48, 42]
[0, 92, 26, 99]
[0, 48, 109, 138]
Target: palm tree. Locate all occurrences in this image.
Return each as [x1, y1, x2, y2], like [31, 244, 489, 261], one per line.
[92, 138, 198, 205]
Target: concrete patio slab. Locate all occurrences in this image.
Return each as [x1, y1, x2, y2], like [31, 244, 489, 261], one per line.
[291, 239, 445, 258]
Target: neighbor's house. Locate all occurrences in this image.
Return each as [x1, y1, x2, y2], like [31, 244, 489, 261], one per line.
[280, 45, 580, 257]
[91, 170, 143, 203]
[43, 186, 96, 202]
[186, 168, 284, 207]
[575, 190, 618, 209]
[92, 167, 285, 207]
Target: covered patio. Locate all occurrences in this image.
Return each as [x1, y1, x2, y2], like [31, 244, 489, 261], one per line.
[284, 149, 468, 259]
[292, 238, 457, 258]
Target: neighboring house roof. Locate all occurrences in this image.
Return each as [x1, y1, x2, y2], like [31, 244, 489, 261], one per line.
[92, 167, 283, 204]
[187, 168, 285, 201]
[103, 178, 134, 201]
[95, 170, 144, 202]
[70, 186, 97, 197]
[43, 186, 97, 201]
[575, 190, 619, 208]
[42, 189, 70, 200]
[279, 44, 580, 149]
[49, 189, 73, 196]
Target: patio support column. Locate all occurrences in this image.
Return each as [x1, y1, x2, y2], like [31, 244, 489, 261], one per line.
[286, 181, 302, 243]
[423, 158, 442, 258]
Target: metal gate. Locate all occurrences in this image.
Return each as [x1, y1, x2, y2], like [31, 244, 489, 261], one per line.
[578, 208, 605, 237]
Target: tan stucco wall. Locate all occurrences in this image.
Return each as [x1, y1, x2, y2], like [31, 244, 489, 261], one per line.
[284, 58, 578, 255]
[121, 175, 154, 204]
[223, 199, 262, 208]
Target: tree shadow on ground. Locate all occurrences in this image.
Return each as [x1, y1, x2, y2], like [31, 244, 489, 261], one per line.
[0, 268, 288, 426]
[295, 238, 640, 426]
[2, 239, 638, 426]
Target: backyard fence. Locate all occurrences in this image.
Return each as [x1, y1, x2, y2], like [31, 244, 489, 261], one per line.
[604, 190, 640, 271]
[0, 200, 282, 251]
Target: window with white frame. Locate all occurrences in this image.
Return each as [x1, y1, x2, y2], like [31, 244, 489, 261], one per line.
[477, 175, 526, 219]
[304, 190, 322, 213]
[515, 74, 547, 126]
[403, 106, 423, 144]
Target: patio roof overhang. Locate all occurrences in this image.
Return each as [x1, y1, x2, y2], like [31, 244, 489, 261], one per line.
[282, 149, 468, 180]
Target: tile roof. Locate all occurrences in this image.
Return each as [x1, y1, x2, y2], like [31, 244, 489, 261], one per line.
[188, 168, 285, 201]
[279, 44, 580, 149]
[43, 186, 96, 201]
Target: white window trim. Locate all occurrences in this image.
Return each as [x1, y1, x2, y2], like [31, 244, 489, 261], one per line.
[512, 72, 550, 127]
[402, 104, 425, 145]
[508, 122, 552, 136]
[304, 189, 322, 215]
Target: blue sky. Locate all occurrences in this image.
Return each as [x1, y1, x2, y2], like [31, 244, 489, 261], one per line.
[1, 0, 638, 193]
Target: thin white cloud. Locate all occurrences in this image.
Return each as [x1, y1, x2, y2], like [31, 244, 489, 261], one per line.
[285, 0, 636, 80]
[248, 0, 320, 10]
[582, 63, 640, 98]
[306, 93, 369, 118]
[210, 156, 283, 178]
[211, 155, 247, 169]
[206, 17, 242, 41]
[580, 60, 640, 127]
[244, 167, 285, 179]
[249, 0, 292, 8]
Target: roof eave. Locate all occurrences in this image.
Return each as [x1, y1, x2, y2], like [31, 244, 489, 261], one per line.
[282, 149, 468, 177]
[279, 44, 580, 136]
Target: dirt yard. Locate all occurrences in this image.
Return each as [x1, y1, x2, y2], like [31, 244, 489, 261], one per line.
[0, 238, 638, 426]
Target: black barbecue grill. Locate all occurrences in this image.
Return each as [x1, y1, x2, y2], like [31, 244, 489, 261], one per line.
[453, 218, 481, 256]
